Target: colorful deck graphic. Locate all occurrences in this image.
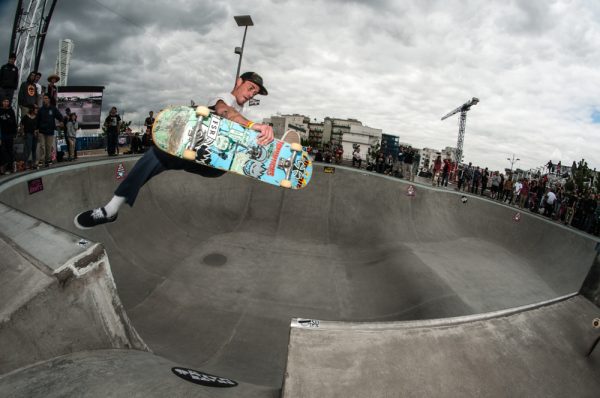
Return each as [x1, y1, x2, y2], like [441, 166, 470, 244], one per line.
[153, 106, 312, 189]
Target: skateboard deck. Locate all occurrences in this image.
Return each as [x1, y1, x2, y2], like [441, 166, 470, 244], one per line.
[152, 106, 312, 189]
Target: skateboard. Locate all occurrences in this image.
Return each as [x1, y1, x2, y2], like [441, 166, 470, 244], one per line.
[152, 106, 312, 189]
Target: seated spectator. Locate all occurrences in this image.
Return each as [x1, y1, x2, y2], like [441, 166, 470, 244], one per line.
[130, 133, 144, 153]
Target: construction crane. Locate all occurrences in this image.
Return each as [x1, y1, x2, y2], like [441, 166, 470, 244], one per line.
[441, 97, 479, 165]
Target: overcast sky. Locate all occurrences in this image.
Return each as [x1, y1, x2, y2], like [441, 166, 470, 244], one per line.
[1, 0, 599, 172]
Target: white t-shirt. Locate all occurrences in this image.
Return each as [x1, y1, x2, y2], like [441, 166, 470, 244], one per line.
[514, 181, 523, 194]
[546, 191, 557, 205]
[208, 92, 243, 113]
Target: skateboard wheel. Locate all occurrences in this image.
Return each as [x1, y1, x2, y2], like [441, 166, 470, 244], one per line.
[195, 106, 210, 117]
[280, 180, 292, 189]
[290, 143, 302, 152]
[183, 149, 197, 161]
[593, 318, 600, 328]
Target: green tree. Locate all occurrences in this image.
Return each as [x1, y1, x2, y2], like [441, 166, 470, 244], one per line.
[572, 159, 592, 193]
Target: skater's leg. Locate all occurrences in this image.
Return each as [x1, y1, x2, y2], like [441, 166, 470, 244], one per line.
[75, 147, 170, 229]
[114, 147, 169, 206]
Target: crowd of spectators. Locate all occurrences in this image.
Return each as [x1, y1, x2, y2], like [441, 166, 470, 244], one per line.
[0, 53, 79, 174]
[317, 141, 600, 237]
[311, 143, 343, 164]
[0, 51, 160, 175]
[351, 145, 421, 182]
[452, 161, 600, 236]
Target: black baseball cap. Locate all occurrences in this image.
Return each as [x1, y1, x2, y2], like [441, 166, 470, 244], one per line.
[240, 71, 268, 95]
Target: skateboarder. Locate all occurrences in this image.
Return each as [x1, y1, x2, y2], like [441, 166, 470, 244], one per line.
[75, 72, 275, 229]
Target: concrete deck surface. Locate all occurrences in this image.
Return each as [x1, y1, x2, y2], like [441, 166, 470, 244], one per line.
[0, 157, 599, 397]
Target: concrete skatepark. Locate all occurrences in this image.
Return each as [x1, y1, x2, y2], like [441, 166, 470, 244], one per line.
[0, 156, 599, 397]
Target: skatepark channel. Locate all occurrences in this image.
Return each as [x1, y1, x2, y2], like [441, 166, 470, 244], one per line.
[0, 158, 598, 396]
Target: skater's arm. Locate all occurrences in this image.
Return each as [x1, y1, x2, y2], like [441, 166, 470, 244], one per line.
[213, 100, 274, 146]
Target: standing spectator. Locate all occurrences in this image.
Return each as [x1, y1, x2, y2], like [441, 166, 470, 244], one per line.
[411, 151, 420, 182]
[556, 161, 562, 176]
[376, 152, 385, 173]
[583, 194, 597, 233]
[471, 167, 481, 193]
[0, 53, 19, 103]
[544, 188, 556, 218]
[528, 180, 538, 210]
[519, 179, 529, 208]
[512, 178, 523, 206]
[104, 106, 121, 156]
[555, 186, 565, 221]
[536, 179, 547, 211]
[0, 98, 18, 174]
[19, 104, 38, 169]
[334, 145, 343, 164]
[144, 111, 155, 132]
[352, 145, 362, 168]
[18, 72, 38, 116]
[564, 194, 577, 226]
[457, 165, 465, 191]
[396, 147, 405, 172]
[481, 167, 489, 196]
[37, 94, 63, 167]
[490, 172, 500, 199]
[432, 155, 442, 186]
[403, 148, 414, 180]
[440, 158, 450, 187]
[143, 111, 155, 146]
[33, 72, 43, 108]
[46, 73, 60, 107]
[324, 146, 332, 163]
[463, 163, 473, 192]
[503, 176, 513, 203]
[572, 194, 585, 228]
[65, 113, 78, 161]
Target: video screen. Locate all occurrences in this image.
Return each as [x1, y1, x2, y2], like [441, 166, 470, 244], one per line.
[57, 86, 104, 129]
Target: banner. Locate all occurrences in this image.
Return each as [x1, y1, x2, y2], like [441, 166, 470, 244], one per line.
[57, 86, 105, 129]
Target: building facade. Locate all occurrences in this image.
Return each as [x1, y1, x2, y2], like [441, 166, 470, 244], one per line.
[268, 114, 310, 141]
[308, 120, 324, 147]
[341, 124, 382, 161]
[323, 117, 362, 146]
[55, 39, 74, 86]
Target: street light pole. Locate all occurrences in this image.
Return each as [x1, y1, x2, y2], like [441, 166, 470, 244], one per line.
[234, 15, 254, 85]
[507, 154, 520, 176]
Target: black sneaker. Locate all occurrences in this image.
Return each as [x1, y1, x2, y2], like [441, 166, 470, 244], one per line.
[74, 207, 118, 229]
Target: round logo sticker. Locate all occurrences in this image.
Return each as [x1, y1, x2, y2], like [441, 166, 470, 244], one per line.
[171, 367, 238, 388]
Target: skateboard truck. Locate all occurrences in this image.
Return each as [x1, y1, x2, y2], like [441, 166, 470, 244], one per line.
[278, 158, 292, 169]
[279, 143, 303, 189]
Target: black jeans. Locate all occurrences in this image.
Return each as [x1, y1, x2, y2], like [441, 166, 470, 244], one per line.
[106, 130, 118, 155]
[114, 146, 226, 206]
[1, 135, 14, 169]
